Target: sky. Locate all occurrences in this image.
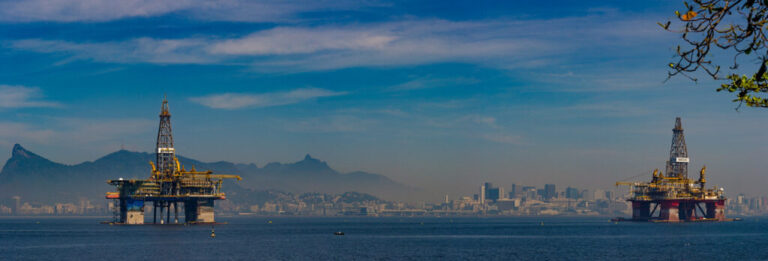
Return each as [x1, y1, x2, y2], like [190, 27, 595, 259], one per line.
[1, 0, 767, 200]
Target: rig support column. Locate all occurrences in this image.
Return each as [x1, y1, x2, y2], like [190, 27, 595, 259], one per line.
[120, 199, 145, 225]
[706, 200, 726, 221]
[174, 202, 179, 224]
[659, 201, 679, 222]
[631, 201, 651, 220]
[159, 202, 165, 224]
[185, 199, 215, 223]
[679, 201, 696, 221]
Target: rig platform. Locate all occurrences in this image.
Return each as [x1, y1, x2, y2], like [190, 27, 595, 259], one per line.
[104, 98, 241, 225]
[613, 117, 737, 223]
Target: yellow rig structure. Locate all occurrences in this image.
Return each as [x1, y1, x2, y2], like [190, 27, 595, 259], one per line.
[614, 117, 732, 222]
[105, 98, 241, 225]
[615, 167, 728, 222]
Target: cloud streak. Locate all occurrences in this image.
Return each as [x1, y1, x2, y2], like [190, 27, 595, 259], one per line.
[0, 0, 195, 22]
[6, 13, 668, 71]
[189, 88, 347, 109]
[10, 38, 216, 65]
[387, 76, 480, 91]
[481, 133, 525, 145]
[0, 0, 373, 22]
[0, 118, 153, 147]
[0, 85, 60, 109]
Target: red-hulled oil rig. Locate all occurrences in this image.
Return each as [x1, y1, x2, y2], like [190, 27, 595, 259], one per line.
[614, 117, 736, 222]
[104, 97, 241, 225]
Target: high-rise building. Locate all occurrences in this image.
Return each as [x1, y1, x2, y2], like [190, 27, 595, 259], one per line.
[479, 183, 486, 204]
[593, 189, 606, 200]
[483, 182, 500, 202]
[566, 187, 580, 199]
[544, 184, 556, 200]
[12, 196, 20, 215]
[521, 186, 537, 200]
[509, 184, 518, 198]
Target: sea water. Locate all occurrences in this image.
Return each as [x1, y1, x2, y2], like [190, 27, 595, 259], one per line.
[1, 216, 766, 260]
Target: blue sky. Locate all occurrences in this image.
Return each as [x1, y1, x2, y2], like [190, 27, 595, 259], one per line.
[1, 0, 767, 199]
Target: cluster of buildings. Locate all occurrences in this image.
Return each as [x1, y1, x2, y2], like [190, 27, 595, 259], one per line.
[728, 194, 768, 215]
[4, 188, 768, 217]
[424, 182, 630, 216]
[216, 184, 634, 217]
[220, 191, 406, 216]
[0, 196, 107, 216]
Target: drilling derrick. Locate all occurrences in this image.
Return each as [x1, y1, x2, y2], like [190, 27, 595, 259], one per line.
[614, 117, 735, 223]
[665, 117, 688, 178]
[104, 98, 241, 225]
[156, 98, 175, 178]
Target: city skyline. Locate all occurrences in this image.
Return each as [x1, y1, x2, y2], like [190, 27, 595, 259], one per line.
[4, 179, 767, 218]
[2, 0, 768, 198]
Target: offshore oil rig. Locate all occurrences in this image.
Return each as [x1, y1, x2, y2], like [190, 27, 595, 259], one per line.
[614, 117, 735, 222]
[105, 98, 241, 225]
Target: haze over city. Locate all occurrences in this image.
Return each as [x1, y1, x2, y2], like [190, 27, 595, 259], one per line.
[1, 0, 767, 200]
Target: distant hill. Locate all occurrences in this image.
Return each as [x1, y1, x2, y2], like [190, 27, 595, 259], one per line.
[0, 144, 418, 205]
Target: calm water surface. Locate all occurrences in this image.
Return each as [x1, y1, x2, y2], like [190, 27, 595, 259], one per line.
[1, 216, 766, 260]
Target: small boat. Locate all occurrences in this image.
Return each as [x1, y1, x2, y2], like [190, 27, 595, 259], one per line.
[334, 231, 344, 236]
[211, 227, 216, 238]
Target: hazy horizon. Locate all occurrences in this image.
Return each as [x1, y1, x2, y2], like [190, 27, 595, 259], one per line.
[2, 0, 768, 199]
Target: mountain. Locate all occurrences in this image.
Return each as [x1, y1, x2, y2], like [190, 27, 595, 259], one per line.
[234, 154, 411, 197]
[0, 144, 418, 205]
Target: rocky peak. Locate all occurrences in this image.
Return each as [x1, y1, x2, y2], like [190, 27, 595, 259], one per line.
[12, 144, 33, 159]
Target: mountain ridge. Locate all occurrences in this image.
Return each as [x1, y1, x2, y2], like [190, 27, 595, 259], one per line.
[0, 144, 418, 204]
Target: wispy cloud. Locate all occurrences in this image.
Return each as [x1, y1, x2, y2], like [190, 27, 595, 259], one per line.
[209, 27, 397, 55]
[422, 114, 499, 129]
[7, 14, 668, 71]
[473, 116, 497, 127]
[0, 122, 57, 144]
[0, 118, 153, 147]
[387, 76, 480, 91]
[481, 133, 526, 145]
[530, 69, 672, 93]
[285, 115, 376, 133]
[189, 88, 347, 109]
[0, 85, 60, 109]
[0, 0, 373, 22]
[55, 118, 155, 142]
[10, 38, 216, 65]
[0, 0, 195, 22]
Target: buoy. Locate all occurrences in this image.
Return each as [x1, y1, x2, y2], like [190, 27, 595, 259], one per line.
[211, 227, 216, 238]
[268, 220, 272, 224]
[334, 231, 344, 236]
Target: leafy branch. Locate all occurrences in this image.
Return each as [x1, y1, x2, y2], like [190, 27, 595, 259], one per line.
[665, 0, 768, 108]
